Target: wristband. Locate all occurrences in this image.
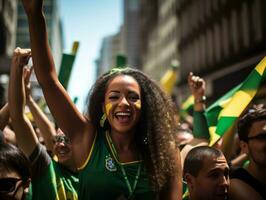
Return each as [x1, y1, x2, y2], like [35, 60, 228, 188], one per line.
[195, 96, 206, 103]
[193, 110, 210, 139]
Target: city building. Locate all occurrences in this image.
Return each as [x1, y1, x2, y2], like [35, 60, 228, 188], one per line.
[0, 0, 18, 74]
[0, 0, 18, 105]
[16, 0, 64, 100]
[176, 0, 266, 101]
[96, 35, 114, 76]
[96, 26, 125, 77]
[123, 0, 141, 68]
[141, 0, 179, 81]
[16, 0, 64, 70]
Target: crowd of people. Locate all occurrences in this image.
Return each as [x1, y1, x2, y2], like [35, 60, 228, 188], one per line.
[0, 0, 265, 200]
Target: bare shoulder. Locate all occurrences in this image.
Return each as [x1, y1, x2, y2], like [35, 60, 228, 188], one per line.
[229, 179, 264, 200]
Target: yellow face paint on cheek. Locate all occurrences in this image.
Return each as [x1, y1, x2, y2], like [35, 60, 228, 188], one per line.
[105, 103, 112, 117]
[135, 100, 141, 109]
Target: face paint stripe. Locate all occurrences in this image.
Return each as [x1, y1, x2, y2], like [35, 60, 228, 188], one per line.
[135, 100, 141, 109]
[105, 103, 112, 116]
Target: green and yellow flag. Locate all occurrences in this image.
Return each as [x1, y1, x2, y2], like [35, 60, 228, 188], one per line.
[160, 67, 178, 96]
[180, 95, 194, 119]
[205, 56, 266, 146]
[58, 41, 79, 90]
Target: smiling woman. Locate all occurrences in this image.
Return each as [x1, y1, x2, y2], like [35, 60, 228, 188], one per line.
[78, 68, 182, 199]
[21, 0, 182, 199]
[103, 75, 141, 135]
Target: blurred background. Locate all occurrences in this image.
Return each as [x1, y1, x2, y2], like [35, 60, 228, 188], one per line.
[0, 0, 266, 118]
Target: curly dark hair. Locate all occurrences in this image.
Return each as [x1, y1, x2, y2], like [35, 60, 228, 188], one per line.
[238, 107, 266, 142]
[87, 68, 179, 190]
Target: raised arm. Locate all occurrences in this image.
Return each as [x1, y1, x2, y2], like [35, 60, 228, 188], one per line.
[8, 48, 38, 157]
[188, 72, 206, 112]
[0, 103, 10, 130]
[21, 0, 95, 166]
[21, 0, 93, 140]
[181, 73, 209, 166]
[24, 69, 56, 152]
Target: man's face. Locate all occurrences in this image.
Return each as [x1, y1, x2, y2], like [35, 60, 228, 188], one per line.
[246, 119, 266, 167]
[186, 155, 230, 200]
[0, 167, 26, 200]
[53, 131, 72, 165]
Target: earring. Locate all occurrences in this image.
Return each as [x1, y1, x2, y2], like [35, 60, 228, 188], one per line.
[100, 113, 106, 128]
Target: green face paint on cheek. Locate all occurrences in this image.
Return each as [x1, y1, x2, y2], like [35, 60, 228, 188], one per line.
[105, 103, 112, 116]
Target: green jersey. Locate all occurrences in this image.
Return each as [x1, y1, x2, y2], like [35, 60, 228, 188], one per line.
[29, 144, 79, 200]
[78, 131, 156, 200]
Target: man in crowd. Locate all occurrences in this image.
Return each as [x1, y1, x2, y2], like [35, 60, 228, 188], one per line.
[183, 146, 230, 200]
[229, 108, 266, 199]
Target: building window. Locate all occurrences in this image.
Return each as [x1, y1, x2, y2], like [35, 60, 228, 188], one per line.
[221, 17, 229, 58]
[17, 18, 29, 27]
[214, 23, 221, 63]
[202, 34, 207, 69]
[241, 3, 249, 48]
[251, 0, 262, 42]
[231, 10, 239, 53]
[128, 0, 139, 11]
[206, 29, 213, 67]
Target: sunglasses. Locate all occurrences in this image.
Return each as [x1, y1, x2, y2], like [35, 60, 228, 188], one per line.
[247, 133, 266, 141]
[0, 178, 22, 194]
[53, 135, 71, 145]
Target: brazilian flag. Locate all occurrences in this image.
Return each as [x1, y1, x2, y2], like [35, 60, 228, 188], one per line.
[205, 56, 266, 146]
[160, 67, 178, 96]
[58, 41, 79, 90]
[180, 95, 194, 119]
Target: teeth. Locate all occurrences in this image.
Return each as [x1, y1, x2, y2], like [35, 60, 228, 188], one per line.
[116, 112, 130, 116]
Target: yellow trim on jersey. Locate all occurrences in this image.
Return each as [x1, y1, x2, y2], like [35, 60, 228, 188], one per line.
[53, 155, 58, 162]
[121, 160, 142, 165]
[105, 131, 142, 165]
[78, 132, 98, 170]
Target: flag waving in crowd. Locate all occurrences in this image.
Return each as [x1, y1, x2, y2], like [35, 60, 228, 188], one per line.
[205, 56, 266, 146]
[160, 61, 179, 95]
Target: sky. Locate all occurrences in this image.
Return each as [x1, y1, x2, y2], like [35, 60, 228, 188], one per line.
[59, 0, 123, 111]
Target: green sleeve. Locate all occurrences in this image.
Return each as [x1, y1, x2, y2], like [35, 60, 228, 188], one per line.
[193, 111, 210, 139]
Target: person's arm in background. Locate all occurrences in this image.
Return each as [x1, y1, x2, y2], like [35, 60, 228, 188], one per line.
[181, 73, 209, 167]
[8, 48, 38, 157]
[230, 153, 248, 168]
[189, 72, 209, 140]
[9, 49, 63, 197]
[0, 103, 10, 130]
[24, 68, 56, 152]
[2, 126, 16, 145]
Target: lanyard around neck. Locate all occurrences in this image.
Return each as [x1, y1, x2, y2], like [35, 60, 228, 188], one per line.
[106, 131, 142, 199]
